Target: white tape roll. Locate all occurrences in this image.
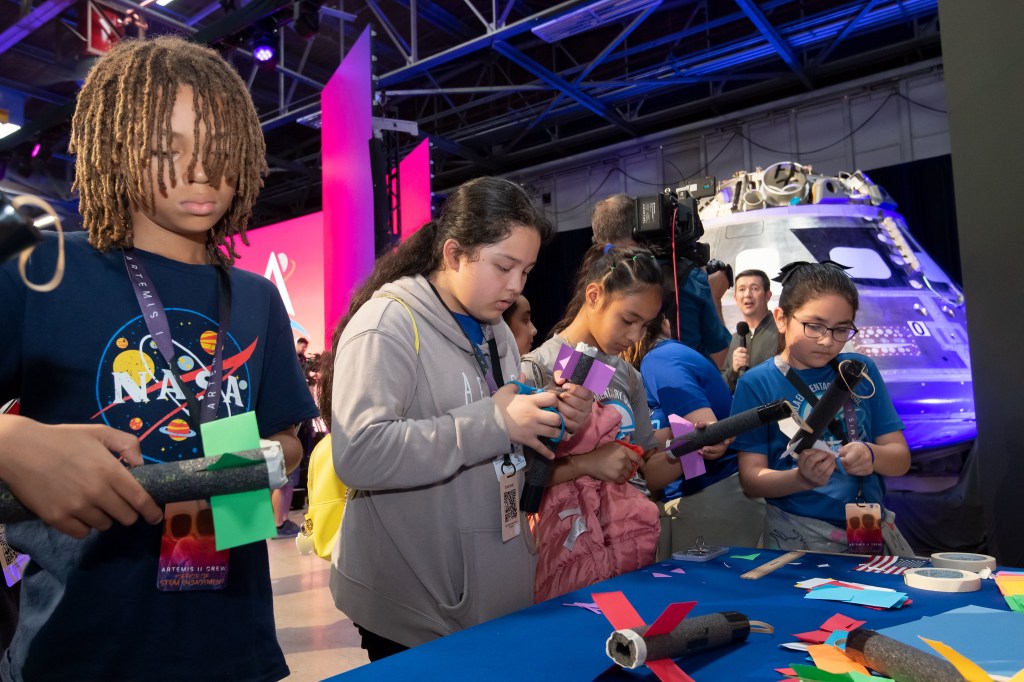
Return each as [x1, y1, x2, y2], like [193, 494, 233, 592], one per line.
[930, 552, 997, 572]
[904, 567, 981, 593]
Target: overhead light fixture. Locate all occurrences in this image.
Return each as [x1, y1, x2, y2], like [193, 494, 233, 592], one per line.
[253, 44, 275, 62]
[531, 0, 662, 43]
[251, 33, 278, 69]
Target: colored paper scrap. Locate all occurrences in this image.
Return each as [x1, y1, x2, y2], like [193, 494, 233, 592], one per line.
[805, 586, 908, 609]
[582, 360, 615, 395]
[921, 637, 999, 682]
[823, 630, 849, 650]
[554, 343, 577, 376]
[671, 568, 686, 574]
[668, 413, 696, 438]
[794, 631, 830, 644]
[796, 578, 895, 592]
[788, 664, 888, 682]
[876, 607, 1024, 678]
[201, 412, 277, 551]
[776, 668, 797, 676]
[996, 574, 1024, 597]
[780, 642, 810, 652]
[821, 614, 867, 633]
[564, 602, 604, 615]
[807, 644, 869, 675]
[1006, 595, 1024, 613]
[680, 451, 707, 479]
[652, 572, 672, 578]
[730, 552, 761, 560]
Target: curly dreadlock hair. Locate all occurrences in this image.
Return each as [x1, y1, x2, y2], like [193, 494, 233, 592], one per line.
[68, 35, 268, 266]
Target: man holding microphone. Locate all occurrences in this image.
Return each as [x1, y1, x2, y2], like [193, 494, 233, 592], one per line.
[721, 269, 779, 392]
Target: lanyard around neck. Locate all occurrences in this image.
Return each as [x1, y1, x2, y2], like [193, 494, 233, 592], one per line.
[426, 281, 504, 394]
[122, 249, 232, 431]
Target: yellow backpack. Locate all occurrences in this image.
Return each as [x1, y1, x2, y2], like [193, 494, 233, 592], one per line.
[296, 294, 419, 560]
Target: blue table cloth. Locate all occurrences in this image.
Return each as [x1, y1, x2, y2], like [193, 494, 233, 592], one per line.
[327, 549, 1011, 680]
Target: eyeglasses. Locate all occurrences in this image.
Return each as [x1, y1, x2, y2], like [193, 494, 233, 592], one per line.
[794, 318, 859, 343]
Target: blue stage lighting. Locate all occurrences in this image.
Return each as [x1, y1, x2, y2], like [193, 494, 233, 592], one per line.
[253, 44, 275, 63]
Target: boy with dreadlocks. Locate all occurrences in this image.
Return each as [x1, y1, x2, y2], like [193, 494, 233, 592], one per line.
[0, 36, 317, 680]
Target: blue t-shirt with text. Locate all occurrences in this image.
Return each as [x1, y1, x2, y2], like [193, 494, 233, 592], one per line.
[730, 353, 903, 526]
[0, 232, 318, 681]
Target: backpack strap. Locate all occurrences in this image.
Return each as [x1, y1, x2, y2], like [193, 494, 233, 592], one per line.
[375, 293, 420, 354]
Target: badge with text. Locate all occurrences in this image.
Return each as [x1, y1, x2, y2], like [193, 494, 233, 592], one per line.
[846, 502, 883, 555]
[157, 500, 229, 591]
[498, 465, 521, 543]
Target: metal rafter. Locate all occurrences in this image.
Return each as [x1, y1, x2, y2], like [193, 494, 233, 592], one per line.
[734, 0, 812, 88]
[377, 0, 591, 87]
[492, 40, 636, 136]
[365, 0, 412, 64]
[0, 0, 76, 55]
[507, 3, 659, 151]
[817, 0, 881, 65]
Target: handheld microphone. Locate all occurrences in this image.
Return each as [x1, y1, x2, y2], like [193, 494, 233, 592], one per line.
[735, 321, 750, 375]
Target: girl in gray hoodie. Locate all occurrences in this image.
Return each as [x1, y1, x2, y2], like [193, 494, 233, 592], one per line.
[318, 177, 593, 661]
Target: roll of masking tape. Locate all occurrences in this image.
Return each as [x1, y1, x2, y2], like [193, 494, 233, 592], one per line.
[904, 567, 981, 593]
[930, 552, 997, 572]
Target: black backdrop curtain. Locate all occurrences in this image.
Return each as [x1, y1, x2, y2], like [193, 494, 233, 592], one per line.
[867, 154, 962, 286]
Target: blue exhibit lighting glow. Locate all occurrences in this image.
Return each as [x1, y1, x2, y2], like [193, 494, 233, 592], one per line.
[253, 45, 276, 63]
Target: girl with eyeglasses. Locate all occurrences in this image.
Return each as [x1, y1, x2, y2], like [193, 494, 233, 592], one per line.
[729, 261, 913, 553]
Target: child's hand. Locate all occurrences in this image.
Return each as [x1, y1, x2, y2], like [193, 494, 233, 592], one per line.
[796, 447, 836, 488]
[580, 442, 643, 484]
[493, 380, 563, 458]
[690, 420, 733, 460]
[0, 418, 163, 538]
[838, 441, 875, 476]
[550, 370, 594, 437]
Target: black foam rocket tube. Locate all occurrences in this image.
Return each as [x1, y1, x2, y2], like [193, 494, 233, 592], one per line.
[0, 443, 287, 524]
[666, 400, 793, 462]
[788, 359, 866, 454]
[845, 628, 966, 682]
[607, 612, 750, 669]
[519, 344, 599, 513]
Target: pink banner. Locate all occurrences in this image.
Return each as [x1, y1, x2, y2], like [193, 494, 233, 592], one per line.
[234, 212, 326, 354]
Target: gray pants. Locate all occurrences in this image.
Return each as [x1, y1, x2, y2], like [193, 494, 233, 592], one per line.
[762, 504, 915, 555]
[656, 473, 766, 560]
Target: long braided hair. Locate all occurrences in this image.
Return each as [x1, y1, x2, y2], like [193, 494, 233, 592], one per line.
[69, 35, 267, 265]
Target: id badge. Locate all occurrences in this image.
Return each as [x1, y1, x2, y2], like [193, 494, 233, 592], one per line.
[493, 450, 523, 543]
[846, 502, 883, 555]
[498, 471, 521, 543]
[157, 500, 229, 591]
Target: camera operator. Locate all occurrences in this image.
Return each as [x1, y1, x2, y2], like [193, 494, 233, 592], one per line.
[593, 191, 731, 367]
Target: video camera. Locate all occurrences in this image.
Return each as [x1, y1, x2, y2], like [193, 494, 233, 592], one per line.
[631, 177, 716, 265]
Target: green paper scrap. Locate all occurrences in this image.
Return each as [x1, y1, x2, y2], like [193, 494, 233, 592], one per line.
[730, 552, 761, 560]
[788, 664, 891, 682]
[207, 452, 258, 470]
[1006, 595, 1024, 613]
[200, 412, 277, 551]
